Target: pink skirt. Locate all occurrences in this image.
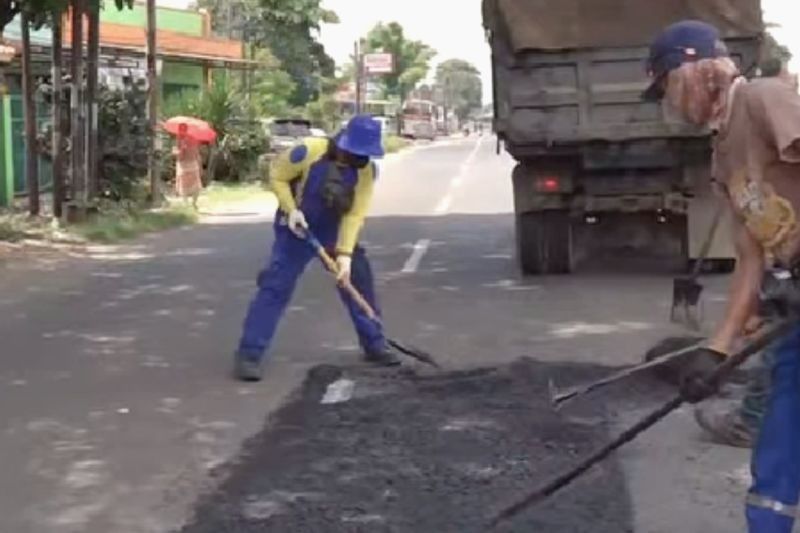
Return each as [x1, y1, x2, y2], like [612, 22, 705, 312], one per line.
[176, 167, 203, 197]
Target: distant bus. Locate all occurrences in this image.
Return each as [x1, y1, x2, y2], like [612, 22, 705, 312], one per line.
[336, 99, 399, 134]
[400, 100, 436, 140]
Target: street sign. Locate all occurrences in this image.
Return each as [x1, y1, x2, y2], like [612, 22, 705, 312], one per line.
[363, 53, 393, 74]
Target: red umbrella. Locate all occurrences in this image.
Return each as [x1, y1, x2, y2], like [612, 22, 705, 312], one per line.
[162, 116, 217, 143]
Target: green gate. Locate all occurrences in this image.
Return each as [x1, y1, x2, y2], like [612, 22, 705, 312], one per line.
[10, 94, 53, 197]
[0, 93, 53, 206]
[0, 97, 8, 206]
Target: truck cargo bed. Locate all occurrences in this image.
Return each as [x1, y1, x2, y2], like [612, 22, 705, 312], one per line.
[491, 39, 759, 158]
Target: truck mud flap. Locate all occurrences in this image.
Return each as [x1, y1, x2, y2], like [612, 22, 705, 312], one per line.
[516, 210, 573, 275]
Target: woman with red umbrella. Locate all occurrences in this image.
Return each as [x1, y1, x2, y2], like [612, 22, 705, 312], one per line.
[164, 117, 217, 210]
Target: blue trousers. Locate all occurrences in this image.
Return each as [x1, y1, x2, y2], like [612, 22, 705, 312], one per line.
[236, 226, 385, 362]
[747, 324, 800, 532]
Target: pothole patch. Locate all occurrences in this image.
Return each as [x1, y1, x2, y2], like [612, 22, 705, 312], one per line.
[181, 358, 668, 532]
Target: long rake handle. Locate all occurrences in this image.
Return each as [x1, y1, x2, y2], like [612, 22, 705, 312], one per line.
[552, 342, 702, 407]
[491, 320, 792, 528]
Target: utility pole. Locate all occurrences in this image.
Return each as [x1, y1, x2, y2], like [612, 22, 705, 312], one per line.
[240, 22, 248, 94]
[70, 0, 86, 211]
[146, 0, 159, 204]
[353, 40, 362, 115]
[20, 8, 40, 215]
[51, 10, 65, 218]
[86, 1, 99, 198]
[443, 76, 450, 135]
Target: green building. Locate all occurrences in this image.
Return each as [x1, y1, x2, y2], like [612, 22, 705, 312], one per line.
[0, 2, 246, 207]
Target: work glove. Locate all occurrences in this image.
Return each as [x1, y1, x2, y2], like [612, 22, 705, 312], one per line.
[287, 209, 308, 237]
[678, 347, 727, 404]
[335, 255, 352, 284]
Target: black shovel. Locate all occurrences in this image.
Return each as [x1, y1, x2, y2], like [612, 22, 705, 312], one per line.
[671, 205, 724, 330]
[304, 231, 441, 369]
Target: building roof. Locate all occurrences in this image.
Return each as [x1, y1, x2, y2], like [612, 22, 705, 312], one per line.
[64, 21, 243, 61]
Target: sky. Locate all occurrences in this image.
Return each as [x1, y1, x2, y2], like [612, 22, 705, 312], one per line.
[762, 0, 800, 72]
[158, 0, 800, 102]
[317, 0, 491, 102]
[157, 0, 492, 103]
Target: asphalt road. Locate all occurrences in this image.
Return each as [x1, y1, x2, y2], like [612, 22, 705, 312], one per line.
[0, 136, 752, 533]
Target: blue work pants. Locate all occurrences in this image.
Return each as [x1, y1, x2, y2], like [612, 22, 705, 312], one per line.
[747, 324, 800, 532]
[236, 225, 385, 362]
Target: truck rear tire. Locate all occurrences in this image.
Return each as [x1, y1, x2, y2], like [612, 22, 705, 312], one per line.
[516, 211, 573, 275]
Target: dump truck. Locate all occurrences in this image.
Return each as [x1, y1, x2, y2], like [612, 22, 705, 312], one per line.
[482, 0, 764, 274]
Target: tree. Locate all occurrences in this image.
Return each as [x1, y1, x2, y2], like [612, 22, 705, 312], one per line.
[304, 93, 339, 132]
[16, 0, 70, 215]
[303, 75, 343, 131]
[246, 47, 296, 118]
[13, 0, 138, 218]
[31, 0, 138, 212]
[253, 0, 338, 106]
[18, 0, 66, 28]
[95, 80, 151, 200]
[195, 0, 338, 106]
[760, 30, 792, 77]
[20, 6, 37, 214]
[363, 22, 436, 104]
[0, 0, 23, 36]
[255, 69, 297, 118]
[17, 0, 130, 31]
[50, 6, 64, 217]
[435, 59, 483, 121]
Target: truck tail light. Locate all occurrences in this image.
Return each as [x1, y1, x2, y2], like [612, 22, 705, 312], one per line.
[536, 176, 561, 193]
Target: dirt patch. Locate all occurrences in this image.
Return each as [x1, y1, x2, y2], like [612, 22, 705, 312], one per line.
[180, 359, 667, 533]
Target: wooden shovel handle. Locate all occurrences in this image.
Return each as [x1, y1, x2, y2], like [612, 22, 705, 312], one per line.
[307, 236, 379, 322]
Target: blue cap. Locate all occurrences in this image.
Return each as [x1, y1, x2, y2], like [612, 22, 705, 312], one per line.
[643, 20, 725, 101]
[336, 114, 384, 158]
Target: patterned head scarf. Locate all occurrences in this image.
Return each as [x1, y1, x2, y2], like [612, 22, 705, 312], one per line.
[664, 57, 740, 127]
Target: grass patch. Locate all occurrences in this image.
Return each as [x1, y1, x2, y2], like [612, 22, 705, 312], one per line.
[0, 219, 28, 242]
[199, 182, 274, 211]
[384, 135, 410, 154]
[72, 206, 197, 243]
[1, 182, 272, 247]
[0, 213, 62, 243]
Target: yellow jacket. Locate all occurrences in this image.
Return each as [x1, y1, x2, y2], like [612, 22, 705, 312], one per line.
[269, 137, 376, 255]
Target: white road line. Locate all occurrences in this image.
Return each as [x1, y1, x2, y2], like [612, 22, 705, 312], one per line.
[434, 194, 452, 215]
[321, 378, 355, 404]
[433, 138, 483, 217]
[398, 138, 483, 274]
[401, 239, 432, 273]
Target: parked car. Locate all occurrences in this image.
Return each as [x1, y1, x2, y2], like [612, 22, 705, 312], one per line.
[265, 118, 312, 155]
[259, 118, 312, 181]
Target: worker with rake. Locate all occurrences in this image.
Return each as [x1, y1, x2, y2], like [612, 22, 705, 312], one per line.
[233, 115, 401, 382]
[644, 20, 800, 533]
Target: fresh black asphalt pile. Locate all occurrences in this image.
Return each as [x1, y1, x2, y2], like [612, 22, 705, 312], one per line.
[180, 359, 665, 533]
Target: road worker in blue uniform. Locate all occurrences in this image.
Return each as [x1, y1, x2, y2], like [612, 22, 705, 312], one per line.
[234, 115, 400, 381]
[644, 21, 800, 533]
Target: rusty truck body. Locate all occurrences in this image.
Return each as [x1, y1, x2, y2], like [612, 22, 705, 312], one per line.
[483, 0, 763, 274]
